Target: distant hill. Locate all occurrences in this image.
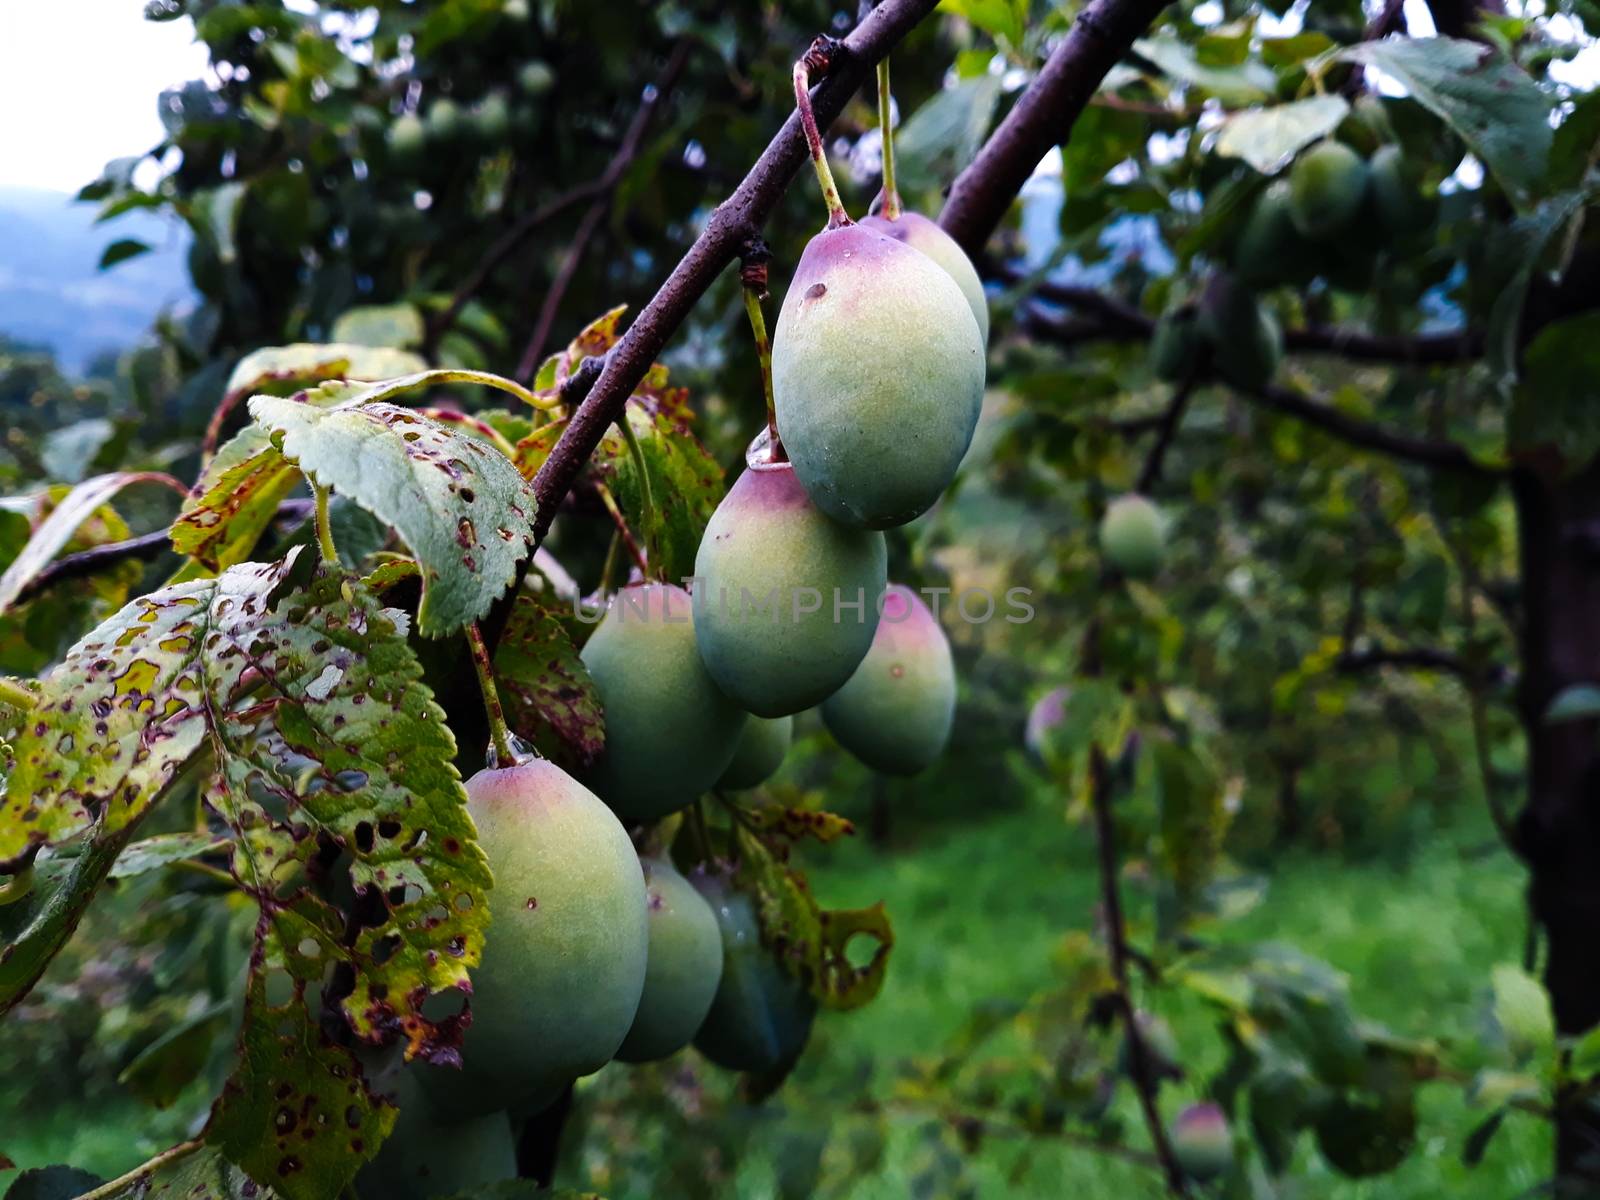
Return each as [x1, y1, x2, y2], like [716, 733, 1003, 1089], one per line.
[0, 187, 192, 373]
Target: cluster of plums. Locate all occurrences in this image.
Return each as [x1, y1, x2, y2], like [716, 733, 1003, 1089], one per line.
[362, 167, 988, 1196]
[1152, 109, 1435, 396]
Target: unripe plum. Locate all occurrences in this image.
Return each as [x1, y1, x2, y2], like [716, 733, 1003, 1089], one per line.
[616, 858, 725, 1062]
[1099, 495, 1165, 579]
[821, 584, 955, 776]
[861, 208, 990, 344]
[422, 760, 646, 1118]
[1288, 140, 1369, 238]
[1172, 1102, 1234, 1183]
[694, 454, 886, 717]
[1024, 686, 1071, 761]
[1148, 308, 1203, 383]
[1234, 180, 1317, 288]
[690, 874, 816, 1073]
[1198, 277, 1282, 391]
[1370, 144, 1435, 236]
[772, 224, 985, 529]
[718, 714, 794, 791]
[580, 583, 748, 822]
[358, 1070, 515, 1199]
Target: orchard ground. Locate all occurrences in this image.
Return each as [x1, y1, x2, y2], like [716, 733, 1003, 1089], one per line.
[1, 772, 1540, 1198]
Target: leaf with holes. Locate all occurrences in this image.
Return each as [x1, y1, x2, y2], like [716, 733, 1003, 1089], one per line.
[492, 590, 604, 770]
[194, 553, 491, 1054]
[0, 573, 217, 868]
[249, 397, 537, 635]
[173, 429, 309, 574]
[0, 473, 180, 617]
[732, 824, 893, 1011]
[207, 905, 398, 1193]
[1342, 37, 1552, 206]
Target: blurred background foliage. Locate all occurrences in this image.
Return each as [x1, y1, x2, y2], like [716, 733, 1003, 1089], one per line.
[4, 0, 1596, 1194]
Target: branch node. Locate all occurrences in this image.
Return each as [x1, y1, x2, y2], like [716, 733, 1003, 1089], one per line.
[739, 236, 773, 298]
[801, 34, 847, 78]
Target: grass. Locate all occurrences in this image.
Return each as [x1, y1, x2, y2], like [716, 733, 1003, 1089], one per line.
[1, 798, 1548, 1197]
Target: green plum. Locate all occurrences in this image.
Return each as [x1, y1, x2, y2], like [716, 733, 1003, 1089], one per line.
[694, 453, 886, 717]
[616, 858, 725, 1062]
[359, 1070, 515, 1199]
[1099, 495, 1165, 579]
[1370, 144, 1435, 236]
[718, 714, 794, 790]
[581, 583, 749, 822]
[861, 207, 990, 343]
[1288, 140, 1369, 238]
[691, 874, 816, 1073]
[1172, 1102, 1234, 1183]
[421, 759, 646, 1118]
[1198, 276, 1282, 391]
[1148, 307, 1203, 382]
[772, 223, 985, 529]
[821, 584, 955, 776]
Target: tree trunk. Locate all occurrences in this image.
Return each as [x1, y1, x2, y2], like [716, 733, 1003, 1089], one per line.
[1512, 462, 1600, 1186]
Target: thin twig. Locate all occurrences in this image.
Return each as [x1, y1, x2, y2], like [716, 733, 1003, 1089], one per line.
[594, 482, 650, 577]
[1089, 744, 1190, 1197]
[465, 621, 515, 768]
[1135, 375, 1197, 494]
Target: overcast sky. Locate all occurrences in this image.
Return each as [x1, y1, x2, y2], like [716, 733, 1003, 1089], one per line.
[0, 1, 209, 193]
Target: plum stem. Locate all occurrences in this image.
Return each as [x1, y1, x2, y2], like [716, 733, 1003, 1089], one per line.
[466, 621, 515, 768]
[793, 54, 852, 230]
[595, 481, 651, 578]
[741, 280, 786, 463]
[876, 57, 902, 220]
[313, 483, 340, 565]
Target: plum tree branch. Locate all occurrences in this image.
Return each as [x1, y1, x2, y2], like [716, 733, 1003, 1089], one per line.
[938, 0, 1176, 255]
[525, 0, 943, 545]
[1021, 298, 1500, 478]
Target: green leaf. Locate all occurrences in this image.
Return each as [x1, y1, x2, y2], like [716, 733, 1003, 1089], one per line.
[118, 999, 232, 1108]
[193, 182, 248, 264]
[78, 1144, 279, 1199]
[99, 238, 152, 270]
[330, 303, 426, 350]
[1215, 96, 1350, 175]
[248, 395, 537, 635]
[110, 831, 232, 879]
[1133, 35, 1276, 106]
[1149, 737, 1228, 904]
[1511, 312, 1600, 472]
[732, 824, 893, 1011]
[593, 401, 723, 586]
[0, 833, 135, 1016]
[0, 472, 177, 617]
[894, 74, 1003, 193]
[1484, 191, 1587, 398]
[224, 343, 429, 401]
[2, 1166, 106, 1200]
[492, 590, 604, 770]
[1341, 37, 1553, 206]
[1491, 963, 1555, 1059]
[937, 0, 1026, 46]
[1544, 683, 1600, 724]
[1467, 1067, 1541, 1107]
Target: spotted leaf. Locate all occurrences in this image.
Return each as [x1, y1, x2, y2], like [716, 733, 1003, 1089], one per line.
[492, 589, 604, 770]
[249, 396, 537, 636]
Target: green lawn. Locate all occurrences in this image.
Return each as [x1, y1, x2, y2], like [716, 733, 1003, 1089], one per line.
[2, 800, 1547, 1198]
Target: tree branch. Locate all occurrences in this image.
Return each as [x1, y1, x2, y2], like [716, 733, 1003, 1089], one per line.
[1020, 294, 1499, 478]
[11, 499, 316, 606]
[1240, 378, 1501, 478]
[1022, 280, 1485, 364]
[939, 0, 1175, 255]
[526, 0, 943, 546]
[512, 38, 694, 383]
[1135, 375, 1196, 494]
[1335, 645, 1505, 683]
